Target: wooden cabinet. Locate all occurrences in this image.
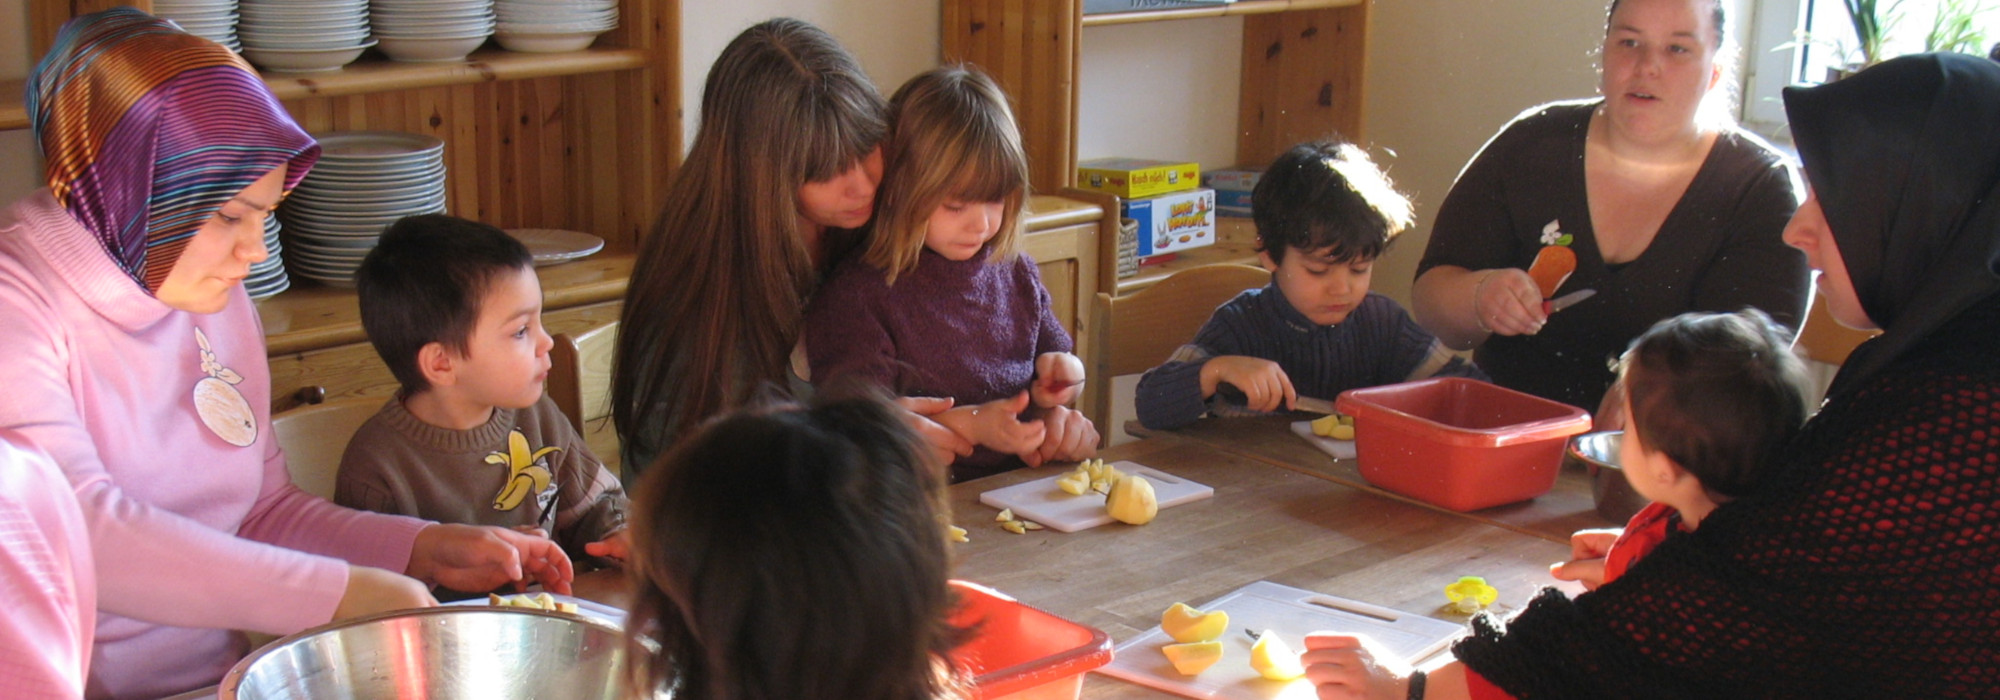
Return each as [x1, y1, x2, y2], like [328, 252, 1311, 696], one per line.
[942, 0, 1366, 296]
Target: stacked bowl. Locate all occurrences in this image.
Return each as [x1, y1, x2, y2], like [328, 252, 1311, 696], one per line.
[494, 0, 619, 53]
[237, 0, 374, 72]
[372, 0, 498, 62]
[155, 0, 240, 51]
[280, 131, 449, 287]
[246, 213, 290, 300]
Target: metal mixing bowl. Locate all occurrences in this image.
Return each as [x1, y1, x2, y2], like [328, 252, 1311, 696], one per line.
[219, 606, 626, 700]
[1565, 431, 1648, 523]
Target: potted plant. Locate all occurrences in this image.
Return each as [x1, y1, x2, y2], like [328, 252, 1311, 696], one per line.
[1841, 0, 1902, 68]
[1923, 0, 1991, 55]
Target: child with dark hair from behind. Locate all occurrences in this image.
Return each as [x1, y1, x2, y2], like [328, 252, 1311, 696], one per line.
[339, 214, 629, 596]
[1550, 309, 1813, 589]
[1135, 140, 1485, 430]
[623, 389, 970, 700]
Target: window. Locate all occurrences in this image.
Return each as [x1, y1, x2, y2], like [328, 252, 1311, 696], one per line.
[1740, 0, 1999, 138]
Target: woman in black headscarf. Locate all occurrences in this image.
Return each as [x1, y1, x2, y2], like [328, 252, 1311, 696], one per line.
[1299, 52, 2000, 700]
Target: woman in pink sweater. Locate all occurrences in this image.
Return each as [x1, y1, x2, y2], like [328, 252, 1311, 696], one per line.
[0, 10, 572, 698]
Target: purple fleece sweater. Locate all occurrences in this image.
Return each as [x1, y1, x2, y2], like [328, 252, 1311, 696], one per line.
[804, 247, 1071, 481]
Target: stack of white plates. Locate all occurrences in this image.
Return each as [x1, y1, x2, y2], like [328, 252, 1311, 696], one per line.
[246, 212, 290, 299]
[280, 131, 448, 287]
[157, 0, 241, 52]
[371, 0, 496, 63]
[237, 0, 374, 72]
[494, 0, 617, 53]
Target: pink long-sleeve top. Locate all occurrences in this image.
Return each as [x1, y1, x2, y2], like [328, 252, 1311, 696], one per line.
[0, 434, 95, 699]
[0, 190, 430, 699]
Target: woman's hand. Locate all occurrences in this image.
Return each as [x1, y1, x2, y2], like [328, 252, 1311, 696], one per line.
[583, 528, 630, 564]
[1024, 404, 1098, 467]
[896, 396, 977, 470]
[1200, 356, 1296, 412]
[1031, 352, 1087, 408]
[1301, 633, 1415, 700]
[1472, 268, 1548, 337]
[938, 392, 1045, 455]
[1549, 528, 1621, 590]
[335, 565, 437, 621]
[407, 523, 575, 595]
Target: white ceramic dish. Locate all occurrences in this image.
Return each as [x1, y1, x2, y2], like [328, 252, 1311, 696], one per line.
[377, 35, 490, 62]
[242, 42, 374, 72]
[494, 30, 602, 52]
[505, 228, 605, 265]
[314, 131, 447, 160]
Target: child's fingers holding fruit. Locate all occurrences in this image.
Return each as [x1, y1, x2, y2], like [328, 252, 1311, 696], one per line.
[972, 393, 1046, 454]
[1032, 352, 1087, 407]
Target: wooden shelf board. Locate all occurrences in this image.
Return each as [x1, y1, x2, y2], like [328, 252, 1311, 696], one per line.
[263, 48, 649, 101]
[1083, 0, 1362, 27]
[2, 50, 650, 132]
[1114, 217, 1262, 295]
[2, 79, 28, 131]
[1026, 193, 1106, 231]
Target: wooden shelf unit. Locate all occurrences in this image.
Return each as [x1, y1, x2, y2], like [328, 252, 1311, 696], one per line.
[19, 0, 678, 256]
[1081, 0, 1362, 26]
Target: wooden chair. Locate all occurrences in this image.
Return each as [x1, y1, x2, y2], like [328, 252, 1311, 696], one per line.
[271, 395, 382, 500]
[1792, 292, 1879, 366]
[547, 321, 623, 480]
[1081, 263, 1270, 439]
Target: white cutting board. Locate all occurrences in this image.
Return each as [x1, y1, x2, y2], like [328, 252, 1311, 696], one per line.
[1288, 421, 1357, 460]
[1099, 580, 1463, 700]
[977, 461, 1213, 532]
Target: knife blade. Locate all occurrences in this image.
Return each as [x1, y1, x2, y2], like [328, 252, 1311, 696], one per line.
[1293, 396, 1339, 414]
[1543, 289, 1596, 314]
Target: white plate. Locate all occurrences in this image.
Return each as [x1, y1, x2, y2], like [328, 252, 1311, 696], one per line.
[506, 228, 604, 266]
[313, 131, 446, 162]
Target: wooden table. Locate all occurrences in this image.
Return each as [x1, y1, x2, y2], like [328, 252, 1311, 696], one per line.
[1127, 416, 1619, 544]
[950, 431, 1582, 699]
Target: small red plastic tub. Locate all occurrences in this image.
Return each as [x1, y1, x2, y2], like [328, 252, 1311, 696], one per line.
[947, 580, 1113, 700]
[1335, 377, 1593, 512]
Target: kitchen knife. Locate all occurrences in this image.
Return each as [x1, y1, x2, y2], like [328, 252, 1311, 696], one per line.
[1293, 396, 1339, 414]
[1543, 288, 1596, 314]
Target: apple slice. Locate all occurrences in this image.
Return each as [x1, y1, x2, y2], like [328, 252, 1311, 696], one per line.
[1249, 631, 1305, 681]
[1160, 602, 1229, 643]
[1161, 641, 1224, 675]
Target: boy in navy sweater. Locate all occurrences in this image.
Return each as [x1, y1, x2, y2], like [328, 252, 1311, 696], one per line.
[1135, 140, 1485, 429]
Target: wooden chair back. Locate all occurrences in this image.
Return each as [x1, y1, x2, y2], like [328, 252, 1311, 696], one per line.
[271, 396, 381, 500]
[1792, 293, 1879, 366]
[1081, 263, 1269, 436]
[548, 321, 622, 477]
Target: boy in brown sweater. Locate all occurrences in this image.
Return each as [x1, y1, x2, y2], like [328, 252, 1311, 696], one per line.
[339, 215, 628, 597]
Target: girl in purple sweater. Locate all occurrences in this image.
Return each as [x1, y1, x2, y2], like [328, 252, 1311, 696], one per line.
[805, 66, 1097, 482]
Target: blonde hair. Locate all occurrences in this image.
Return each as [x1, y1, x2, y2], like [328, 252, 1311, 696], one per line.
[864, 65, 1030, 284]
[613, 18, 887, 469]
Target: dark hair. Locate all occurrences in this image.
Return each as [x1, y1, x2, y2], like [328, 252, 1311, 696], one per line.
[1606, 0, 1728, 50]
[1619, 309, 1813, 499]
[623, 391, 969, 700]
[355, 214, 534, 395]
[614, 17, 888, 469]
[1251, 139, 1414, 265]
[865, 64, 1029, 283]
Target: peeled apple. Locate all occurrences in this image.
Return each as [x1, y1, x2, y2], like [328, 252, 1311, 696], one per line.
[1160, 602, 1228, 643]
[1105, 474, 1158, 525]
[1248, 631, 1305, 681]
[1160, 641, 1224, 676]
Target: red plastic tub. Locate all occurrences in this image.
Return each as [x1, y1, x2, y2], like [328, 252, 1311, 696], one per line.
[947, 580, 1113, 700]
[1334, 377, 1593, 511]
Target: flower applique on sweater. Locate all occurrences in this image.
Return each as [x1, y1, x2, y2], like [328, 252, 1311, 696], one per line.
[191, 327, 257, 447]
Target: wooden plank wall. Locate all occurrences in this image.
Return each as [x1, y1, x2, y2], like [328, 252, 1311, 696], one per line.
[943, 0, 1083, 192]
[1237, 4, 1369, 167]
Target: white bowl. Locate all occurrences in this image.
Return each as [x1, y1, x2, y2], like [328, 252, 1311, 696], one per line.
[242, 41, 374, 72]
[494, 30, 602, 52]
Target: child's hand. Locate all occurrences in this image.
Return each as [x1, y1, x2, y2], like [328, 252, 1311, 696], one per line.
[943, 392, 1045, 455]
[1200, 356, 1297, 412]
[584, 529, 630, 565]
[408, 523, 576, 595]
[895, 396, 976, 472]
[1548, 528, 1621, 590]
[1030, 352, 1087, 408]
[1022, 404, 1098, 467]
[1301, 632, 1416, 700]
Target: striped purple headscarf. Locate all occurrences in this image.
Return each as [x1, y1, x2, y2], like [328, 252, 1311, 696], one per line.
[27, 7, 319, 294]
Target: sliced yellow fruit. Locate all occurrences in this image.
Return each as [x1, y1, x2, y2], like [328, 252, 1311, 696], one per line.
[1001, 520, 1027, 534]
[1310, 413, 1342, 437]
[1249, 631, 1305, 681]
[1328, 423, 1355, 440]
[1160, 641, 1224, 675]
[554, 602, 579, 614]
[1020, 520, 1045, 530]
[996, 508, 1014, 522]
[1160, 602, 1229, 643]
[1106, 475, 1159, 525]
[1057, 472, 1092, 495]
[946, 524, 970, 543]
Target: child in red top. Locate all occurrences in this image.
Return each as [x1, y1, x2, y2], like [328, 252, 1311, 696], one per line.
[1550, 309, 1814, 589]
